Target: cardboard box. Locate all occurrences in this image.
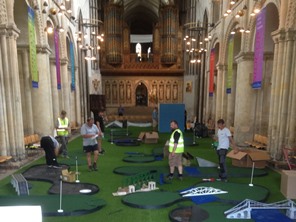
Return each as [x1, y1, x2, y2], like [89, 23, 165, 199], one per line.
[281, 170, 296, 199]
[138, 132, 159, 144]
[61, 169, 75, 182]
[226, 149, 270, 168]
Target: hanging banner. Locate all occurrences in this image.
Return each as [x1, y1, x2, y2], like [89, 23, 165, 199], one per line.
[28, 6, 38, 88]
[227, 35, 234, 94]
[70, 41, 75, 91]
[252, 7, 266, 89]
[209, 49, 215, 97]
[54, 30, 61, 90]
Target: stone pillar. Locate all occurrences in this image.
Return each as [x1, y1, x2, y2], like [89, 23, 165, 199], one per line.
[74, 66, 81, 125]
[7, 25, 25, 159]
[60, 58, 70, 115]
[32, 45, 53, 136]
[0, 29, 9, 156]
[278, 31, 295, 147]
[215, 64, 226, 120]
[50, 57, 59, 122]
[268, 30, 286, 158]
[226, 63, 237, 127]
[1, 28, 16, 156]
[233, 52, 255, 145]
[21, 49, 34, 135]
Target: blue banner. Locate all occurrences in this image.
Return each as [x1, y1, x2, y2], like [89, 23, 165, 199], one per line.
[70, 41, 75, 91]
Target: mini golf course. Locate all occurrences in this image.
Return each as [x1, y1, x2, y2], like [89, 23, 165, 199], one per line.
[0, 126, 291, 222]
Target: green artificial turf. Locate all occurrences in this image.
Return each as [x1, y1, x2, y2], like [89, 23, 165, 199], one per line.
[0, 126, 288, 222]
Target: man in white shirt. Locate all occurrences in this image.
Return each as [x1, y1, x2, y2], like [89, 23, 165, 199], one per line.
[216, 119, 238, 182]
[80, 117, 102, 171]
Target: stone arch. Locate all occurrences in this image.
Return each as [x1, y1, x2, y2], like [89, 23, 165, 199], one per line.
[0, 0, 8, 24]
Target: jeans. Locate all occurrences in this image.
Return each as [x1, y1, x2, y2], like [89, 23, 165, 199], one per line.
[217, 149, 228, 179]
[57, 136, 68, 156]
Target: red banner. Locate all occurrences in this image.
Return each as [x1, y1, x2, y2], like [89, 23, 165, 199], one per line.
[209, 49, 215, 96]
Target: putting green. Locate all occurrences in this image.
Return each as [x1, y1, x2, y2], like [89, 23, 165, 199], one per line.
[123, 155, 156, 163]
[113, 165, 267, 178]
[121, 182, 269, 209]
[0, 195, 106, 216]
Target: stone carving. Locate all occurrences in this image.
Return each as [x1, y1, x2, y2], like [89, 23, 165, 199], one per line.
[92, 79, 100, 92]
[0, 0, 8, 24]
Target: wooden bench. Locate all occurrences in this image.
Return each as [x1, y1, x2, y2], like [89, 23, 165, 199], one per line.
[24, 134, 40, 149]
[70, 121, 80, 132]
[245, 134, 267, 149]
[11, 174, 29, 196]
[0, 155, 12, 164]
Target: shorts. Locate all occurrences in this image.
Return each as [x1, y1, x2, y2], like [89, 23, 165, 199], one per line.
[152, 119, 158, 127]
[83, 144, 98, 153]
[169, 153, 182, 167]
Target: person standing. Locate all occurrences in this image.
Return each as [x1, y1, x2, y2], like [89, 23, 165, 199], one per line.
[81, 117, 101, 171]
[215, 119, 238, 182]
[40, 135, 61, 168]
[56, 110, 70, 158]
[152, 107, 158, 132]
[118, 104, 124, 116]
[167, 120, 184, 180]
[95, 110, 108, 155]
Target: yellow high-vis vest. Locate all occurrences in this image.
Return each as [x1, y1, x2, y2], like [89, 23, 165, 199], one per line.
[57, 117, 69, 136]
[169, 129, 184, 153]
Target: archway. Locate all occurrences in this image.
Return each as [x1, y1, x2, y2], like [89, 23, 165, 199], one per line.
[135, 82, 148, 106]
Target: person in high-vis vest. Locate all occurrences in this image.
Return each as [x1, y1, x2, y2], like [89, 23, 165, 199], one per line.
[167, 120, 184, 180]
[56, 110, 70, 158]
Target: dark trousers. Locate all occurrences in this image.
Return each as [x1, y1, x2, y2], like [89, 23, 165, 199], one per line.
[41, 136, 58, 166]
[217, 149, 228, 179]
[56, 136, 68, 156]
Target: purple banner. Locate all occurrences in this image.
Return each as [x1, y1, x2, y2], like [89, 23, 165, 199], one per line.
[54, 30, 61, 90]
[252, 7, 266, 89]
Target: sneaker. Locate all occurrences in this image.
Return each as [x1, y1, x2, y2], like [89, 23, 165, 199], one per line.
[88, 165, 93, 172]
[47, 165, 53, 168]
[178, 175, 183, 181]
[52, 164, 62, 169]
[63, 155, 70, 159]
[166, 174, 173, 180]
[93, 162, 98, 171]
[216, 178, 228, 182]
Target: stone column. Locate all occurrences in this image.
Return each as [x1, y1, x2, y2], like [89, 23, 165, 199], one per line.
[215, 64, 226, 120]
[74, 66, 81, 125]
[32, 45, 53, 136]
[21, 49, 34, 135]
[0, 29, 9, 156]
[233, 52, 255, 145]
[278, 31, 295, 147]
[268, 30, 286, 158]
[7, 25, 26, 159]
[50, 57, 59, 122]
[60, 58, 70, 116]
[226, 63, 237, 127]
[1, 28, 16, 156]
